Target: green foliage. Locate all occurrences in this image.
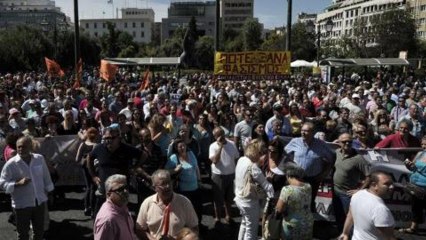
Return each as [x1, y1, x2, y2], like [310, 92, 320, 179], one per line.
[241, 18, 263, 51]
[194, 36, 214, 70]
[370, 8, 417, 57]
[261, 32, 285, 51]
[0, 25, 52, 72]
[290, 22, 316, 60]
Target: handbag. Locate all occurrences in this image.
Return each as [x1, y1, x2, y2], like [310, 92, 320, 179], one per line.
[405, 182, 426, 200]
[264, 211, 283, 240]
[241, 163, 267, 199]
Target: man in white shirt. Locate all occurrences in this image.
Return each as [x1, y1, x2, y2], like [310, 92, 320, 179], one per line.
[209, 127, 240, 223]
[0, 136, 54, 240]
[340, 171, 396, 240]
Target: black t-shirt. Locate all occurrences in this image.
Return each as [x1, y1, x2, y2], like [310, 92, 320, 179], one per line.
[90, 143, 142, 194]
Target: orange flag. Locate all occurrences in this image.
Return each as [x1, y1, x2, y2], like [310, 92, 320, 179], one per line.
[99, 60, 118, 81]
[45, 57, 65, 77]
[73, 58, 83, 89]
[138, 68, 151, 91]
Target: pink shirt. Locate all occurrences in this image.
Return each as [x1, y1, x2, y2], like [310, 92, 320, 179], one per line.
[94, 199, 137, 240]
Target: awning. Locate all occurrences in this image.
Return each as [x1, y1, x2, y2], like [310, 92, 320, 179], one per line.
[103, 57, 181, 66]
[319, 58, 409, 67]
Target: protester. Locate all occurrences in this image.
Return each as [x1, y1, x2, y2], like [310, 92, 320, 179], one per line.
[285, 122, 336, 212]
[209, 127, 240, 224]
[333, 133, 371, 232]
[0, 136, 54, 240]
[339, 171, 396, 240]
[93, 174, 138, 240]
[275, 164, 313, 239]
[75, 127, 99, 217]
[165, 138, 202, 224]
[136, 169, 198, 239]
[234, 139, 274, 240]
[399, 135, 426, 234]
[87, 125, 150, 215]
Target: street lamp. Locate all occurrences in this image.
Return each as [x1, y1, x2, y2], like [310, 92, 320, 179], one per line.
[306, 19, 333, 67]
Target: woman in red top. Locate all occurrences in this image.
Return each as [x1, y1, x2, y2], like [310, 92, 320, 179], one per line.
[375, 119, 421, 148]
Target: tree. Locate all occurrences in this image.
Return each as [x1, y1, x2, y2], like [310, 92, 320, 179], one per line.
[261, 31, 285, 51]
[194, 36, 214, 69]
[100, 22, 121, 58]
[0, 25, 52, 72]
[290, 22, 316, 60]
[370, 8, 417, 57]
[158, 27, 185, 57]
[241, 18, 263, 51]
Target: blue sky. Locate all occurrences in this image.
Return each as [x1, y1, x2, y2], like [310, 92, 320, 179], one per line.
[56, 0, 330, 29]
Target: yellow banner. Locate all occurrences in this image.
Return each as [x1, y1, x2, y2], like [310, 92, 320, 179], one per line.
[214, 51, 291, 80]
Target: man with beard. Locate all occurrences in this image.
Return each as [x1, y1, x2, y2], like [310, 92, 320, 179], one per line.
[339, 171, 396, 240]
[94, 174, 138, 240]
[136, 170, 198, 240]
[87, 125, 150, 215]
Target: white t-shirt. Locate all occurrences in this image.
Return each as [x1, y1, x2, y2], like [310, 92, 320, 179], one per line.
[209, 140, 239, 175]
[351, 189, 395, 240]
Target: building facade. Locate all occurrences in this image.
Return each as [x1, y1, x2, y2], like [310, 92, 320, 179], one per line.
[80, 8, 154, 43]
[0, 0, 68, 32]
[221, 0, 254, 30]
[161, 0, 216, 43]
[408, 0, 426, 39]
[316, 0, 406, 45]
[297, 12, 317, 24]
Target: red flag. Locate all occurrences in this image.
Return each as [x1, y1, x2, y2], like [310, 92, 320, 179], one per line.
[100, 60, 118, 81]
[139, 69, 151, 91]
[73, 58, 83, 89]
[45, 57, 65, 77]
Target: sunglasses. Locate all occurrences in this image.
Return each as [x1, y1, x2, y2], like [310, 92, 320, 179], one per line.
[109, 184, 128, 193]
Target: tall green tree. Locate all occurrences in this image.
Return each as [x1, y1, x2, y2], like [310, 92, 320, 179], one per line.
[241, 18, 263, 51]
[100, 22, 121, 57]
[194, 36, 214, 69]
[261, 31, 285, 51]
[0, 25, 52, 71]
[290, 22, 316, 60]
[370, 8, 417, 57]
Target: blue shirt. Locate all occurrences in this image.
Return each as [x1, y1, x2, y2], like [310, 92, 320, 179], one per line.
[411, 151, 426, 187]
[285, 138, 336, 177]
[165, 151, 199, 192]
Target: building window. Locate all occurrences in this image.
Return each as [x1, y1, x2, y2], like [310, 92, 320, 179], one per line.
[94, 23, 97, 29]
[141, 22, 144, 27]
[141, 31, 144, 37]
[124, 22, 127, 28]
[133, 22, 136, 28]
[85, 23, 89, 28]
[103, 23, 106, 28]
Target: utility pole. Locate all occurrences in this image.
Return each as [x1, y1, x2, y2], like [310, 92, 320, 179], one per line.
[74, 0, 80, 75]
[215, 0, 220, 51]
[286, 0, 292, 51]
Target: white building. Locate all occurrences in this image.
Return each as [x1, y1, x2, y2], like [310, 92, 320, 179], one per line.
[317, 0, 406, 44]
[80, 8, 154, 43]
[408, 0, 426, 39]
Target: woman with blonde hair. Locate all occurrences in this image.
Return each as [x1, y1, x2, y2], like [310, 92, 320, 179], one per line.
[148, 113, 171, 157]
[176, 227, 199, 240]
[234, 139, 274, 240]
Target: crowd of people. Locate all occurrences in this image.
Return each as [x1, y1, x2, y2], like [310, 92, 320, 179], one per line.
[0, 68, 425, 240]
